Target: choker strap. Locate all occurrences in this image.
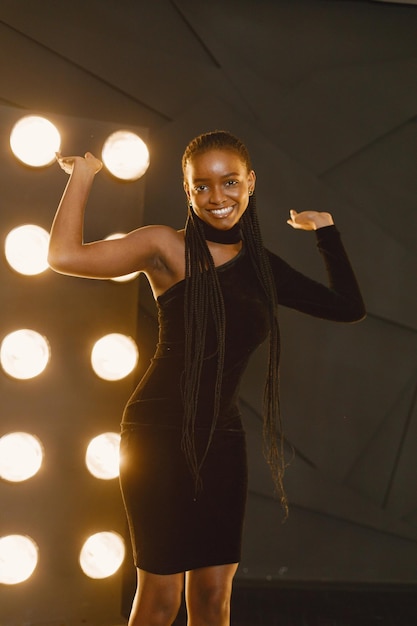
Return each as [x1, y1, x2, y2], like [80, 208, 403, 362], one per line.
[192, 212, 242, 244]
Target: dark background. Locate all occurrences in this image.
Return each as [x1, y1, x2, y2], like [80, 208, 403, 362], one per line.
[1, 1, 417, 624]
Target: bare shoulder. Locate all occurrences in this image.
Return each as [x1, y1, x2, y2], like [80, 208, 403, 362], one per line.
[127, 223, 178, 242]
[128, 224, 184, 258]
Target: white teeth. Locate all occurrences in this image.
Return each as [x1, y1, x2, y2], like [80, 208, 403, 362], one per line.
[210, 207, 233, 217]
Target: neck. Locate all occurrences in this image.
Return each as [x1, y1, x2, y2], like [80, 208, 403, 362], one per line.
[192, 212, 242, 244]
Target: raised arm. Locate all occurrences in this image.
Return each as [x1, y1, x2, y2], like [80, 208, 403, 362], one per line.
[269, 210, 366, 322]
[48, 153, 172, 281]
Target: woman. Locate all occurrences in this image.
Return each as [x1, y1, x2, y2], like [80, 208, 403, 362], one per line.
[48, 130, 365, 626]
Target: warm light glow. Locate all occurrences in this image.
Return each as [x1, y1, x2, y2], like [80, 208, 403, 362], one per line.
[105, 233, 140, 282]
[86, 433, 121, 480]
[0, 329, 50, 380]
[91, 333, 138, 381]
[102, 130, 149, 181]
[10, 115, 61, 167]
[0, 432, 44, 482]
[79, 532, 125, 579]
[0, 535, 39, 584]
[5, 224, 50, 275]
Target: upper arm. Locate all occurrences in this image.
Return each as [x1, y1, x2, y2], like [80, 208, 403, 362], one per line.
[48, 224, 178, 280]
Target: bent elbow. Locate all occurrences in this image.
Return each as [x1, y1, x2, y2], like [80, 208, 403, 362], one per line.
[47, 249, 73, 275]
[47, 249, 60, 272]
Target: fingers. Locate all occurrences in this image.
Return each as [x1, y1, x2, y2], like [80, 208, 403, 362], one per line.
[286, 209, 315, 231]
[286, 209, 303, 229]
[85, 152, 103, 173]
[55, 152, 103, 175]
[286, 209, 334, 230]
[55, 152, 75, 174]
[286, 209, 296, 225]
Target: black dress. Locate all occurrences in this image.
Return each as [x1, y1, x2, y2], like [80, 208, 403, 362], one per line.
[119, 226, 365, 575]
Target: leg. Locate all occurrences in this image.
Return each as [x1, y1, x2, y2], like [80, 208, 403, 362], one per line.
[185, 563, 238, 626]
[128, 568, 184, 626]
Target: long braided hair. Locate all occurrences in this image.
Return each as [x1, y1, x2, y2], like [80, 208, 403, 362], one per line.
[181, 130, 288, 514]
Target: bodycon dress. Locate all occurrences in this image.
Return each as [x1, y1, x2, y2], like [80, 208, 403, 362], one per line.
[119, 225, 365, 575]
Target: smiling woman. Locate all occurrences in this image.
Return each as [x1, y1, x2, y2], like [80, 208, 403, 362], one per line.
[48, 129, 365, 626]
[183, 149, 256, 230]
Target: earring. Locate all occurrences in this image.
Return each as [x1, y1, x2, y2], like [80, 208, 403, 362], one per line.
[248, 190, 253, 196]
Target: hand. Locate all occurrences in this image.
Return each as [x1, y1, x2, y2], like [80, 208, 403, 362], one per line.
[287, 209, 334, 231]
[56, 152, 103, 176]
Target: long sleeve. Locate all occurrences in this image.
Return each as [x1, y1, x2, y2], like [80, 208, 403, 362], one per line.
[267, 225, 366, 322]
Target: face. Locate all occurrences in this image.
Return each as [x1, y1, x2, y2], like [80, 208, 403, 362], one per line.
[183, 149, 256, 230]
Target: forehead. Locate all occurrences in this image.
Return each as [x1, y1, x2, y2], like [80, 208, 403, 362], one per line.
[184, 149, 248, 180]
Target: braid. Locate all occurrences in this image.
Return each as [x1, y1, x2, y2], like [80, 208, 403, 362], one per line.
[241, 196, 288, 516]
[182, 130, 288, 514]
[182, 206, 226, 493]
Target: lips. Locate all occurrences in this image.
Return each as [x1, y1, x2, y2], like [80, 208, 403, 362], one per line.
[209, 206, 234, 218]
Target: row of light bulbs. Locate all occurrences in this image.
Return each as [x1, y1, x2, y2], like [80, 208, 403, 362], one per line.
[1, 329, 138, 381]
[10, 115, 150, 180]
[1, 115, 148, 587]
[1, 431, 120, 483]
[0, 432, 124, 585]
[1, 532, 126, 585]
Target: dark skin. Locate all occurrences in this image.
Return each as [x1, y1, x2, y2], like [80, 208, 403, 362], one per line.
[49, 147, 334, 626]
[49, 150, 333, 294]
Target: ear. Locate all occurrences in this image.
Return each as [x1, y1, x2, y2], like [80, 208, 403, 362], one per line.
[248, 169, 256, 193]
[183, 181, 191, 202]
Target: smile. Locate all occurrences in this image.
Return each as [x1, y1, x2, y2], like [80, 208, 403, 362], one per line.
[209, 206, 234, 217]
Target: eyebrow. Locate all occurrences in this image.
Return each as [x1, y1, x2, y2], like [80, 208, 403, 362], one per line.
[192, 171, 241, 183]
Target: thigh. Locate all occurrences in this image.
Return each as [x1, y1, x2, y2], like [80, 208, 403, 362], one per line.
[186, 562, 238, 600]
[129, 568, 184, 625]
[137, 567, 184, 601]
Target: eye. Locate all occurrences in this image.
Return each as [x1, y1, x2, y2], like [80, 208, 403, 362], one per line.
[194, 184, 208, 192]
[225, 179, 238, 187]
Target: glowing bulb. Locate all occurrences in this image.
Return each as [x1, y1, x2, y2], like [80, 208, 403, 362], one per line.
[86, 433, 121, 479]
[0, 329, 50, 380]
[79, 532, 125, 579]
[104, 233, 140, 282]
[102, 130, 149, 181]
[10, 116, 61, 167]
[91, 333, 138, 381]
[5, 224, 50, 275]
[0, 535, 39, 584]
[0, 432, 44, 482]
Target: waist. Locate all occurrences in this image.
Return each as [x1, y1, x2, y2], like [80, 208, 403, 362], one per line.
[122, 397, 242, 430]
[121, 422, 244, 434]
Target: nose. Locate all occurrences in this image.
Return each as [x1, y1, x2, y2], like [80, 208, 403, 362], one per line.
[209, 185, 227, 206]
